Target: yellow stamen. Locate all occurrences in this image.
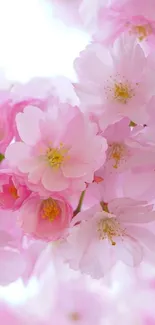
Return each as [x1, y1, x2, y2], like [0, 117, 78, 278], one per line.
[109, 143, 126, 169]
[46, 143, 69, 169]
[98, 217, 125, 246]
[104, 74, 138, 104]
[114, 82, 134, 104]
[132, 24, 152, 41]
[9, 185, 18, 199]
[41, 198, 60, 222]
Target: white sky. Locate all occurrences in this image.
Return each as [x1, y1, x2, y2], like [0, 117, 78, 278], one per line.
[0, 0, 89, 82]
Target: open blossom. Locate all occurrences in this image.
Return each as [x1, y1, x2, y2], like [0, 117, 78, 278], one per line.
[74, 35, 155, 130]
[56, 199, 155, 278]
[97, 0, 155, 51]
[6, 105, 107, 193]
[101, 118, 155, 180]
[18, 193, 73, 241]
[0, 170, 30, 210]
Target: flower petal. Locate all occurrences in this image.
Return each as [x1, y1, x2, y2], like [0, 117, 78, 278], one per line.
[115, 236, 143, 267]
[16, 105, 43, 145]
[0, 249, 26, 285]
[62, 160, 89, 177]
[126, 225, 155, 252]
[5, 142, 31, 166]
[42, 167, 69, 191]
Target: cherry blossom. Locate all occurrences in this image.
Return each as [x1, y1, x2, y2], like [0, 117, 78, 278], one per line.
[6, 105, 107, 193]
[18, 193, 73, 241]
[97, 0, 155, 51]
[74, 35, 155, 129]
[56, 199, 155, 278]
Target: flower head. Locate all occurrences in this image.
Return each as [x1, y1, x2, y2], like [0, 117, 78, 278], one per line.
[97, 0, 155, 50]
[74, 36, 154, 130]
[57, 198, 155, 278]
[6, 105, 107, 194]
[19, 193, 73, 241]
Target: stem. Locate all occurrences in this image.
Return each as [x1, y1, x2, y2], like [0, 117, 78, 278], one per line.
[0, 154, 4, 163]
[73, 191, 85, 216]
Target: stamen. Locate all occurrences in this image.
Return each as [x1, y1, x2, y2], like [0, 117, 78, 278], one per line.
[97, 217, 125, 246]
[113, 82, 134, 104]
[9, 185, 18, 199]
[108, 143, 127, 169]
[41, 198, 60, 222]
[46, 143, 69, 169]
[131, 24, 152, 41]
[104, 74, 137, 104]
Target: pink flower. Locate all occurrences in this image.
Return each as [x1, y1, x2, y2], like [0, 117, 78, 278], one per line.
[6, 105, 107, 193]
[83, 119, 155, 202]
[18, 193, 73, 241]
[51, 278, 104, 325]
[0, 170, 30, 210]
[57, 199, 155, 278]
[74, 35, 155, 130]
[97, 0, 155, 51]
[102, 118, 155, 177]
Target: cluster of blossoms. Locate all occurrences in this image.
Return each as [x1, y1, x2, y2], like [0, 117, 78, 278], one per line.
[2, 0, 155, 323]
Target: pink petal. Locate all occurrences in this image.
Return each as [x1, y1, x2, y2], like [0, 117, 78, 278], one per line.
[28, 161, 46, 184]
[115, 236, 143, 267]
[74, 44, 108, 85]
[118, 211, 155, 224]
[19, 198, 39, 233]
[122, 170, 155, 200]
[0, 249, 26, 285]
[42, 167, 69, 191]
[0, 231, 13, 247]
[126, 225, 155, 252]
[16, 105, 43, 145]
[62, 160, 89, 177]
[5, 142, 31, 165]
[18, 157, 41, 173]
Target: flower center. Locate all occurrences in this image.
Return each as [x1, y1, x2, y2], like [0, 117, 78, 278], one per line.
[131, 24, 152, 41]
[108, 143, 127, 169]
[41, 198, 60, 222]
[104, 75, 137, 104]
[46, 143, 69, 169]
[97, 217, 124, 246]
[9, 185, 18, 199]
[113, 82, 134, 104]
[69, 312, 81, 321]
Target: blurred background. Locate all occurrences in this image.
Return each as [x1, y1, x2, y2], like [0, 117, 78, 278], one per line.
[0, 0, 89, 82]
